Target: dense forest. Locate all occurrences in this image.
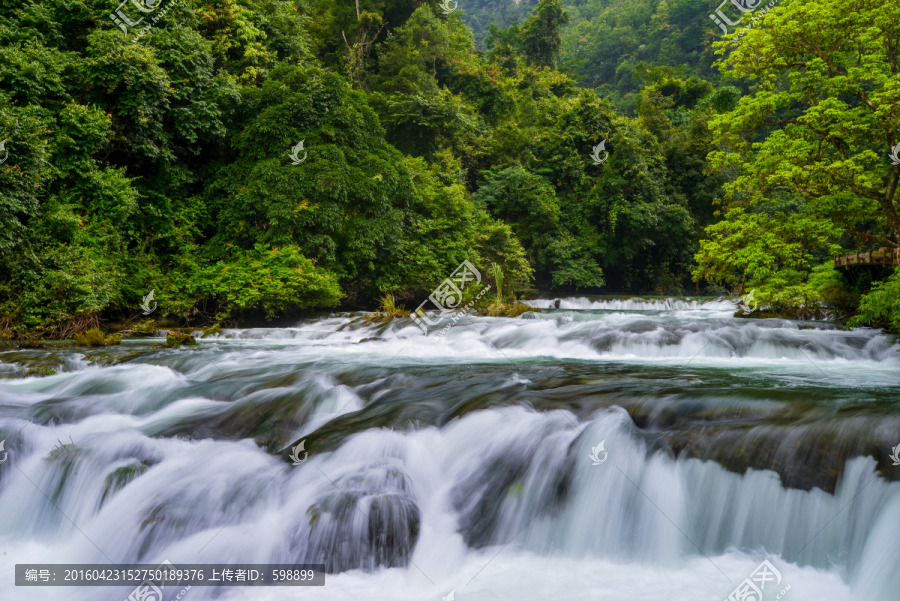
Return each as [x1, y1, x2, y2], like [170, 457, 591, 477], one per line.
[1, 0, 899, 335]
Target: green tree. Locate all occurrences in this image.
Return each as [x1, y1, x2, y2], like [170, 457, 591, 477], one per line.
[695, 0, 900, 308]
[520, 0, 569, 69]
[475, 167, 561, 268]
[855, 268, 900, 332]
[371, 5, 480, 156]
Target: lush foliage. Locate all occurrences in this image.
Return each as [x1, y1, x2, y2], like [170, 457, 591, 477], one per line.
[0, 0, 528, 332]
[854, 268, 900, 332]
[693, 0, 900, 325]
[555, 0, 725, 114]
[2, 0, 899, 334]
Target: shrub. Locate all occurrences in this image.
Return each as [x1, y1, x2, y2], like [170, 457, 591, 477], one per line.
[166, 331, 198, 348]
[853, 268, 900, 334]
[366, 294, 410, 324]
[72, 328, 121, 346]
[505, 303, 535, 318]
[170, 245, 342, 322]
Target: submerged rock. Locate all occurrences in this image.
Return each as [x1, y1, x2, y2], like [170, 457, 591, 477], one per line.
[627, 395, 900, 492]
[297, 467, 421, 572]
[100, 462, 150, 507]
[0, 348, 70, 379]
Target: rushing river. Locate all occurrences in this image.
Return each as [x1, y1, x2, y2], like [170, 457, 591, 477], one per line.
[1, 298, 899, 601]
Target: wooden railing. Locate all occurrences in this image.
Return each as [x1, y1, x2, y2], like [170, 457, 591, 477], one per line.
[834, 247, 900, 268]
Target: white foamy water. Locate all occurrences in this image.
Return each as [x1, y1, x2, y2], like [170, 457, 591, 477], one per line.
[522, 296, 735, 312]
[183, 298, 899, 388]
[0, 298, 898, 601]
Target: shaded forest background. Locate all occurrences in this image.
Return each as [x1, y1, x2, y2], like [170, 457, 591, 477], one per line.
[1, 0, 899, 335]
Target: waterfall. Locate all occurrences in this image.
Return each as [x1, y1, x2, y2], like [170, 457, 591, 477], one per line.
[1, 298, 897, 601]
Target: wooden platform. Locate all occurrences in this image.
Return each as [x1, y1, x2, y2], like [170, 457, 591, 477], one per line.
[834, 247, 900, 268]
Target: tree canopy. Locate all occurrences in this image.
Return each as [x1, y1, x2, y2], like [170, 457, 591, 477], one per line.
[695, 0, 900, 311]
[1, 0, 899, 335]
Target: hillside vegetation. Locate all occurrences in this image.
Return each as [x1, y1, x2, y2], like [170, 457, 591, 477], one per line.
[1, 0, 898, 334]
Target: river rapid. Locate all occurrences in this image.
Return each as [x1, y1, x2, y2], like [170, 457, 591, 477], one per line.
[1, 297, 899, 601]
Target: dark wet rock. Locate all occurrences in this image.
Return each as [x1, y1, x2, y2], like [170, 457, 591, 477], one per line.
[305, 362, 900, 495]
[659, 419, 900, 493]
[452, 438, 575, 549]
[554, 299, 561, 309]
[734, 306, 834, 321]
[162, 386, 313, 452]
[625, 392, 900, 492]
[454, 455, 529, 548]
[161, 367, 360, 452]
[0, 348, 74, 379]
[40, 438, 85, 502]
[518, 312, 539, 320]
[0, 339, 49, 350]
[357, 337, 384, 343]
[85, 347, 166, 366]
[277, 368, 519, 462]
[226, 389, 319, 450]
[118, 329, 158, 338]
[297, 467, 421, 572]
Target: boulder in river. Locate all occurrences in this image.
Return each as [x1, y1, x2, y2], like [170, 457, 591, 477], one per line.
[166, 330, 197, 348]
[298, 467, 421, 572]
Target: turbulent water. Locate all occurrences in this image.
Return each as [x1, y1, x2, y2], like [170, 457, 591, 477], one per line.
[1, 298, 899, 601]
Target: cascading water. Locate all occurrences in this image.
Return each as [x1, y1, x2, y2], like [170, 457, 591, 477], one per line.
[1, 298, 898, 601]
